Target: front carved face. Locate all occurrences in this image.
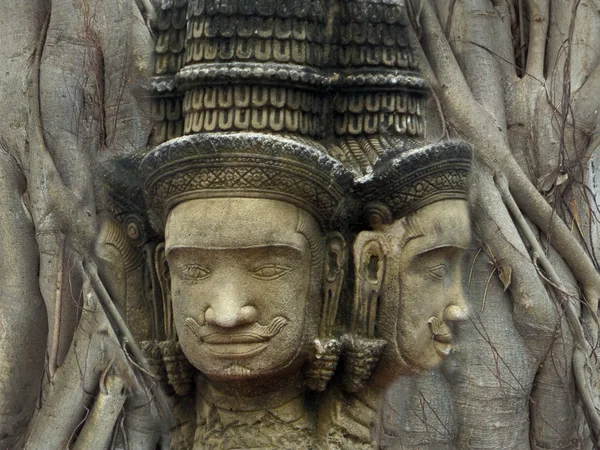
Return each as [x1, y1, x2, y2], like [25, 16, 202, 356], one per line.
[354, 199, 471, 382]
[164, 198, 323, 382]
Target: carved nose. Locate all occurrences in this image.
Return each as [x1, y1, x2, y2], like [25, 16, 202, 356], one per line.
[204, 284, 257, 328]
[443, 304, 468, 322]
[205, 305, 257, 328]
[444, 276, 468, 323]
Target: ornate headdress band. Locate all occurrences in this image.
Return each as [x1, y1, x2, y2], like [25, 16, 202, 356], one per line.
[355, 141, 472, 224]
[141, 133, 352, 232]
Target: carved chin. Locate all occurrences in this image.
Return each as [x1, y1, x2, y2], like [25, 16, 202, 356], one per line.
[396, 336, 452, 373]
[222, 364, 253, 378]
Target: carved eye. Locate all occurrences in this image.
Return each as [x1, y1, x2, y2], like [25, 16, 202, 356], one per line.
[426, 264, 447, 280]
[181, 264, 210, 281]
[251, 264, 292, 281]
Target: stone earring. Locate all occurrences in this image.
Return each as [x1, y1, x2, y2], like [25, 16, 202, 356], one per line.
[152, 243, 194, 396]
[305, 275, 344, 391]
[305, 232, 347, 392]
[305, 268, 344, 392]
[305, 283, 343, 392]
[158, 340, 193, 396]
[140, 339, 193, 396]
[342, 234, 387, 392]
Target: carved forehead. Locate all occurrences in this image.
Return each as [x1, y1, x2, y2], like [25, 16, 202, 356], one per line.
[165, 197, 322, 252]
[389, 200, 471, 249]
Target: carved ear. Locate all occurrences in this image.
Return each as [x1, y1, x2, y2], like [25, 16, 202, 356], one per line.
[340, 231, 388, 392]
[152, 243, 194, 395]
[320, 232, 347, 337]
[305, 232, 347, 392]
[351, 231, 386, 338]
[155, 243, 174, 339]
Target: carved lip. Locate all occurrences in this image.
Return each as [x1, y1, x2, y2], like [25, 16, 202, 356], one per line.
[428, 316, 453, 344]
[204, 342, 269, 359]
[432, 332, 453, 344]
[201, 333, 268, 344]
[184, 317, 288, 359]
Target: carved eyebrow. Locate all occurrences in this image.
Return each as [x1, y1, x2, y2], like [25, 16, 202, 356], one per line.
[167, 243, 303, 252]
[404, 233, 425, 244]
[166, 244, 304, 260]
[399, 232, 424, 249]
[415, 243, 469, 256]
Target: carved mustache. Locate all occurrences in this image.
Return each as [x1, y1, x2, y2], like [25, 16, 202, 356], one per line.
[428, 316, 452, 344]
[184, 316, 289, 344]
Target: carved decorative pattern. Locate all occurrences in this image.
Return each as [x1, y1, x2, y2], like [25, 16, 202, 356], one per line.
[182, 84, 324, 137]
[150, 0, 428, 159]
[356, 142, 472, 221]
[141, 340, 169, 388]
[185, 0, 326, 67]
[152, 0, 189, 145]
[100, 218, 144, 272]
[177, 62, 330, 88]
[152, 95, 185, 144]
[155, 0, 189, 75]
[333, 0, 415, 70]
[341, 336, 386, 393]
[142, 133, 352, 230]
[333, 91, 424, 137]
[305, 339, 343, 392]
[159, 340, 194, 396]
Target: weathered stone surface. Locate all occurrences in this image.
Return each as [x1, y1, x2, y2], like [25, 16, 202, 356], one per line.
[1, 0, 598, 448]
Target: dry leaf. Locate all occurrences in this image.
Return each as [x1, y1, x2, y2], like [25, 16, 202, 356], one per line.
[498, 264, 512, 291]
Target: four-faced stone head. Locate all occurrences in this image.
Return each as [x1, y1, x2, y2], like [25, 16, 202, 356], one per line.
[141, 134, 473, 389]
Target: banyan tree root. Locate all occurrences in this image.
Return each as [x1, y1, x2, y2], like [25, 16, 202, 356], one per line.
[496, 172, 600, 439]
[24, 280, 125, 450]
[408, 0, 600, 444]
[72, 370, 127, 450]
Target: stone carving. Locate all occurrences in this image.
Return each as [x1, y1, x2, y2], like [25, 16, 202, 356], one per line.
[1, 0, 598, 448]
[177, 0, 329, 140]
[152, 0, 189, 144]
[140, 132, 351, 448]
[317, 142, 472, 449]
[352, 142, 471, 381]
[0, 0, 476, 448]
[109, 1, 472, 448]
[128, 135, 473, 449]
[150, 0, 427, 157]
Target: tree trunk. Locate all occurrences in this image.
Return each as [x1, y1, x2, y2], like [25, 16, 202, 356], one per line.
[0, 0, 598, 448]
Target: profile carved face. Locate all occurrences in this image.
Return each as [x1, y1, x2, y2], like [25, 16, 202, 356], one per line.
[159, 197, 342, 382]
[353, 199, 471, 382]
